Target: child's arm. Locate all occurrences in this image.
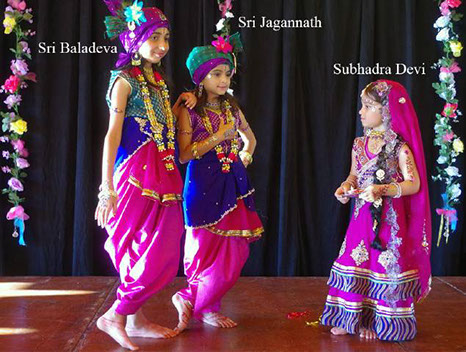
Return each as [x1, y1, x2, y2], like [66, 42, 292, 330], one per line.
[177, 107, 235, 164]
[335, 147, 358, 204]
[237, 110, 256, 168]
[360, 144, 420, 202]
[95, 77, 129, 228]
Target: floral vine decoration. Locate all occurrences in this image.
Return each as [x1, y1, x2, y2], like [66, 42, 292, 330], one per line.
[1, 0, 36, 246]
[432, 0, 463, 245]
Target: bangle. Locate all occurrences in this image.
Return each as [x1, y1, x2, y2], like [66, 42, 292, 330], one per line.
[179, 129, 192, 135]
[390, 182, 402, 198]
[239, 150, 253, 164]
[239, 123, 250, 132]
[191, 142, 201, 159]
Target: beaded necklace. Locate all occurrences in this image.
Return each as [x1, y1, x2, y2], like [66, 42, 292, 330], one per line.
[131, 66, 176, 171]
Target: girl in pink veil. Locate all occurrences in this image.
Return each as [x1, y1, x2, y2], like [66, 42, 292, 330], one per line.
[321, 80, 431, 341]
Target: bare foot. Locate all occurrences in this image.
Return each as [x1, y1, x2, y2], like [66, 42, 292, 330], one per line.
[200, 312, 237, 328]
[330, 327, 348, 336]
[172, 293, 193, 332]
[97, 315, 139, 351]
[360, 328, 378, 339]
[126, 310, 177, 339]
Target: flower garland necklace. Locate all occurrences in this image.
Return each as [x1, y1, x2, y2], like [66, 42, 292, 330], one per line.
[202, 100, 239, 173]
[131, 66, 175, 171]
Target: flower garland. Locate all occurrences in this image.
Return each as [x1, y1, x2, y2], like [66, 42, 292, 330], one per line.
[131, 66, 176, 171]
[202, 101, 239, 173]
[0, 0, 36, 246]
[432, 0, 463, 245]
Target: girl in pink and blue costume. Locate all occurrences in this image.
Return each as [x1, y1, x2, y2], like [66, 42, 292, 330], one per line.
[94, 1, 196, 350]
[172, 33, 264, 330]
[321, 81, 432, 341]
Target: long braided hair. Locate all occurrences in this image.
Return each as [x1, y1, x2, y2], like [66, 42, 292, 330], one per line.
[363, 82, 403, 251]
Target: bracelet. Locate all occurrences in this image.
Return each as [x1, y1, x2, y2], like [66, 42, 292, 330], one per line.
[191, 142, 201, 159]
[239, 150, 253, 164]
[239, 123, 250, 132]
[390, 182, 402, 198]
[111, 106, 124, 114]
[179, 129, 193, 135]
[98, 181, 117, 199]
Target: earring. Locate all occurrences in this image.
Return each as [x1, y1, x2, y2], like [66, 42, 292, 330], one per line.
[132, 52, 141, 66]
[198, 83, 203, 98]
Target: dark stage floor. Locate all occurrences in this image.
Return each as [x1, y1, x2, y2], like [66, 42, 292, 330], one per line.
[0, 277, 465, 351]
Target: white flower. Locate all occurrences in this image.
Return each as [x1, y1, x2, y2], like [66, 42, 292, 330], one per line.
[225, 11, 234, 18]
[216, 18, 226, 31]
[437, 155, 448, 164]
[436, 28, 450, 41]
[445, 166, 460, 177]
[439, 72, 454, 83]
[434, 16, 450, 29]
[450, 184, 462, 199]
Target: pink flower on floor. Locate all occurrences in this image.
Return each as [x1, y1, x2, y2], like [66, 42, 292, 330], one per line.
[212, 36, 232, 53]
[443, 132, 455, 142]
[2, 166, 11, 173]
[6, 205, 29, 220]
[10, 59, 28, 76]
[4, 94, 21, 109]
[7, 0, 27, 11]
[16, 157, 29, 169]
[3, 75, 20, 93]
[8, 177, 24, 191]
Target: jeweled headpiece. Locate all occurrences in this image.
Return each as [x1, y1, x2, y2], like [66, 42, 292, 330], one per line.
[103, 0, 169, 68]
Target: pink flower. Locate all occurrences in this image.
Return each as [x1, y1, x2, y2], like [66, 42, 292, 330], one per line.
[442, 102, 458, 118]
[2, 151, 10, 159]
[3, 75, 20, 93]
[10, 59, 29, 76]
[219, 0, 232, 17]
[6, 205, 29, 220]
[19, 148, 29, 157]
[2, 166, 11, 173]
[440, 1, 451, 15]
[446, 0, 462, 8]
[7, 0, 27, 11]
[443, 132, 455, 142]
[16, 157, 29, 169]
[8, 177, 24, 191]
[212, 36, 233, 53]
[440, 61, 462, 73]
[11, 138, 25, 151]
[4, 94, 21, 109]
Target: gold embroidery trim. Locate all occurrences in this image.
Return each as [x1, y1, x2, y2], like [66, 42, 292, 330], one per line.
[129, 175, 182, 203]
[326, 295, 415, 315]
[206, 226, 264, 238]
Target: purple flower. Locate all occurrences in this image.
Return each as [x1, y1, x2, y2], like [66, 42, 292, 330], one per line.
[19, 41, 31, 54]
[0, 136, 10, 143]
[10, 59, 29, 76]
[16, 157, 29, 169]
[2, 151, 10, 159]
[8, 177, 24, 191]
[1, 166, 11, 173]
[4, 94, 22, 109]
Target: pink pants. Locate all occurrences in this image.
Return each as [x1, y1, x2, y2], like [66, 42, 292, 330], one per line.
[177, 228, 250, 318]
